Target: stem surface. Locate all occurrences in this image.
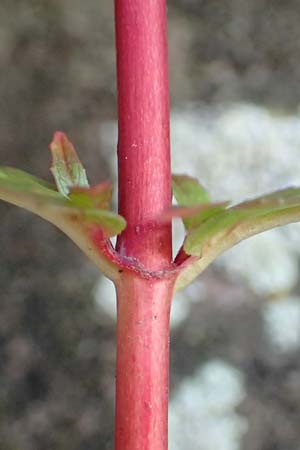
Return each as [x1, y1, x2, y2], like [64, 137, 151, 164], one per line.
[115, 0, 172, 270]
[115, 276, 174, 450]
[114, 2, 173, 449]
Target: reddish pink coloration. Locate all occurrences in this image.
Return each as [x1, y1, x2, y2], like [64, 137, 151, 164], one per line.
[115, 0, 172, 271]
[50, 131, 76, 160]
[115, 275, 174, 450]
[174, 247, 196, 266]
[51, 131, 68, 147]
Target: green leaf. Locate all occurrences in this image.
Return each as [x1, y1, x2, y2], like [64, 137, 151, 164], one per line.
[172, 174, 210, 206]
[0, 166, 125, 238]
[50, 131, 89, 196]
[171, 174, 228, 229]
[184, 202, 229, 229]
[175, 188, 300, 292]
[0, 166, 64, 202]
[69, 183, 112, 210]
[184, 187, 300, 256]
[71, 208, 126, 236]
[184, 209, 254, 255]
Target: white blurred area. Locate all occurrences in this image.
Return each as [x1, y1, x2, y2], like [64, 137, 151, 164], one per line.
[94, 102, 300, 450]
[169, 359, 247, 450]
[263, 296, 300, 354]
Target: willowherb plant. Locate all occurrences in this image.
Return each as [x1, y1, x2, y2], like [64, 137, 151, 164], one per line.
[1, 1, 300, 449]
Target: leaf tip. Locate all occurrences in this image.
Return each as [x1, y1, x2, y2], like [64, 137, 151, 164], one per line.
[49, 131, 74, 159]
[49, 131, 89, 196]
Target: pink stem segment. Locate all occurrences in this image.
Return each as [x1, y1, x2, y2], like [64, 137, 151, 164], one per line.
[114, 276, 174, 450]
[115, 0, 172, 270]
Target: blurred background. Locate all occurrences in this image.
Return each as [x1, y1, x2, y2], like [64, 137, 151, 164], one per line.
[1, 1, 300, 449]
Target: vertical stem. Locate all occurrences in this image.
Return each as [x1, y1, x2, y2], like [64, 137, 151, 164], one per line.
[115, 276, 174, 450]
[114, 0, 172, 270]
[114, 2, 173, 449]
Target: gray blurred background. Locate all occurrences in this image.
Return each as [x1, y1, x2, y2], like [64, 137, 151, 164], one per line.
[1, 1, 300, 449]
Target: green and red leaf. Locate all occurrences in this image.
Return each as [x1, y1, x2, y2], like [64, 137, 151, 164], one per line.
[0, 166, 125, 238]
[175, 187, 300, 291]
[50, 131, 89, 196]
[0, 133, 127, 280]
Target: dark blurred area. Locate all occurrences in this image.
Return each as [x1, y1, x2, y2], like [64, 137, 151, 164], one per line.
[1, 1, 300, 449]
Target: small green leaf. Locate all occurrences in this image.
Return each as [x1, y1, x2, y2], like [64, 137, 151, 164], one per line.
[71, 208, 126, 236]
[184, 209, 252, 255]
[50, 132, 89, 196]
[172, 174, 210, 206]
[184, 187, 300, 257]
[69, 183, 112, 210]
[172, 174, 228, 229]
[159, 202, 229, 229]
[183, 202, 229, 229]
[66, 183, 124, 236]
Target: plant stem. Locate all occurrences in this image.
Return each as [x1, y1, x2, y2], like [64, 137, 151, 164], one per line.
[114, 1, 173, 448]
[115, 0, 172, 270]
[115, 275, 174, 450]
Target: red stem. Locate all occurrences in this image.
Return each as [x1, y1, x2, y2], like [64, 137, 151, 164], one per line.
[113, 1, 174, 449]
[113, 2, 173, 449]
[115, 276, 174, 450]
[115, 0, 172, 271]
